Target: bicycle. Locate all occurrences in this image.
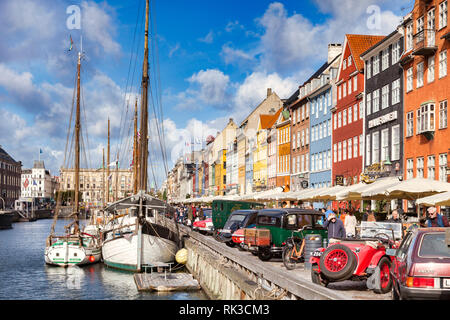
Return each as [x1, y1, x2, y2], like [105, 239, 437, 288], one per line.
[282, 232, 306, 270]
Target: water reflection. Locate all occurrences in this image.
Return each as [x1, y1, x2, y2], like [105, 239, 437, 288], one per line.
[0, 219, 207, 300]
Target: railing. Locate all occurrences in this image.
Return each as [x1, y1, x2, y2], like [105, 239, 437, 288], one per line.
[413, 29, 437, 55]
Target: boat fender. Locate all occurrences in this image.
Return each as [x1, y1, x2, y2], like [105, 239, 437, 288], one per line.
[176, 248, 188, 265]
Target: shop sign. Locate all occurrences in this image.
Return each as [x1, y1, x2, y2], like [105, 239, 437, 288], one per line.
[335, 175, 344, 186]
[368, 111, 398, 129]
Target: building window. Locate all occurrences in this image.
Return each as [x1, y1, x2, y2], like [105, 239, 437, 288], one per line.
[439, 50, 447, 78]
[348, 138, 352, 160]
[338, 142, 342, 162]
[406, 23, 413, 51]
[439, 0, 448, 29]
[353, 76, 357, 92]
[373, 55, 380, 75]
[372, 89, 380, 113]
[327, 119, 331, 137]
[348, 107, 352, 124]
[343, 59, 347, 70]
[343, 82, 347, 98]
[427, 8, 436, 47]
[418, 103, 436, 133]
[306, 128, 309, 145]
[366, 93, 372, 116]
[440, 100, 448, 129]
[338, 85, 341, 100]
[417, 62, 424, 88]
[359, 134, 363, 157]
[439, 153, 448, 182]
[417, 16, 424, 33]
[343, 109, 347, 126]
[348, 56, 352, 67]
[343, 140, 347, 161]
[407, 159, 414, 179]
[381, 84, 389, 109]
[353, 136, 358, 159]
[334, 114, 337, 130]
[407, 67, 413, 92]
[406, 111, 414, 137]
[348, 79, 352, 95]
[338, 112, 342, 128]
[356, 104, 360, 121]
[381, 129, 389, 162]
[366, 60, 372, 79]
[417, 157, 424, 178]
[382, 48, 389, 71]
[366, 135, 371, 166]
[428, 155, 436, 180]
[392, 41, 401, 63]
[372, 131, 380, 164]
[392, 79, 400, 105]
[428, 55, 435, 83]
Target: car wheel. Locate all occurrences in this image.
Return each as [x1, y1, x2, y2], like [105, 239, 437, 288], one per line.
[311, 268, 329, 287]
[319, 244, 357, 281]
[258, 247, 272, 261]
[225, 241, 235, 248]
[374, 257, 392, 294]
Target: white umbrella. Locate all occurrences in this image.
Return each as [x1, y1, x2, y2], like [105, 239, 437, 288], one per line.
[385, 178, 450, 200]
[297, 187, 329, 201]
[359, 177, 403, 200]
[416, 191, 450, 206]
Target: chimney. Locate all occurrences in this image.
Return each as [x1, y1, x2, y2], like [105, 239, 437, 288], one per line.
[328, 43, 343, 63]
[267, 88, 272, 97]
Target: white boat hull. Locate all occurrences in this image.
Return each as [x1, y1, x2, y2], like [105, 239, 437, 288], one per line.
[45, 240, 102, 268]
[102, 233, 177, 272]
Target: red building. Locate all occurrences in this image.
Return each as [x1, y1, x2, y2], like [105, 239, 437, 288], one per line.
[332, 34, 385, 186]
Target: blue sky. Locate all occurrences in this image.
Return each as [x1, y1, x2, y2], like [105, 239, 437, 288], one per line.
[0, 0, 412, 189]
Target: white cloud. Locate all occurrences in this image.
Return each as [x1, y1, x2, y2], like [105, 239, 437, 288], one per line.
[221, 43, 256, 66]
[225, 21, 244, 33]
[198, 30, 214, 44]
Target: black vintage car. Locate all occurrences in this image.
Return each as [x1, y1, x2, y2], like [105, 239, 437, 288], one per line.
[216, 210, 259, 247]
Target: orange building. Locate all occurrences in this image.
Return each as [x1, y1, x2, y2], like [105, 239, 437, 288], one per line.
[400, 0, 449, 195]
[276, 109, 291, 191]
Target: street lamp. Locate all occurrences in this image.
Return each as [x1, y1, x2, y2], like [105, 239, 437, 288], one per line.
[384, 157, 392, 175]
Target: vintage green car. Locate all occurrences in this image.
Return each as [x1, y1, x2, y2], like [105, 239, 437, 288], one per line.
[212, 200, 264, 231]
[250, 208, 328, 261]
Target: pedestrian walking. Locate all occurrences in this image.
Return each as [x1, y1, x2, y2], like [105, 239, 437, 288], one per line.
[323, 213, 346, 239]
[344, 211, 357, 238]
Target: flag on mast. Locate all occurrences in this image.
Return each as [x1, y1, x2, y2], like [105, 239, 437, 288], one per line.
[68, 35, 74, 51]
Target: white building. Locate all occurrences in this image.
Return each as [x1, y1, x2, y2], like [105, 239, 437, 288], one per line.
[21, 161, 58, 199]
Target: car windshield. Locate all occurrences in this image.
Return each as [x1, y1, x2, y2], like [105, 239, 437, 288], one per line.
[228, 214, 247, 223]
[418, 233, 450, 258]
[204, 210, 212, 218]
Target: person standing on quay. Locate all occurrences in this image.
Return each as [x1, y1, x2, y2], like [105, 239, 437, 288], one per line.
[323, 213, 346, 239]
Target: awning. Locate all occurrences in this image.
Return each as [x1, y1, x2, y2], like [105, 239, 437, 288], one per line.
[385, 178, 450, 200]
[416, 191, 450, 206]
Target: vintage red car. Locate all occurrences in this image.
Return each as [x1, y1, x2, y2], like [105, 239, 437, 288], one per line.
[389, 227, 450, 300]
[192, 209, 214, 235]
[310, 235, 398, 294]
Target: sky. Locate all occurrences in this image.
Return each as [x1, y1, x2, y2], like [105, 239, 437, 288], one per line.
[0, 0, 414, 189]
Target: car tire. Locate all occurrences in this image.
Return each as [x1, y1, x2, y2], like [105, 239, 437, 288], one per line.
[311, 268, 329, 287]
[225, 241, 235, 248]
[374, 257, 393, 294]
[319, 244, 357, 281]
[258, 247, 272, 261]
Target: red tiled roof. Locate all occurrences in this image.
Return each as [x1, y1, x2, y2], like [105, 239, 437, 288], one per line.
[346, 34, 386, 71]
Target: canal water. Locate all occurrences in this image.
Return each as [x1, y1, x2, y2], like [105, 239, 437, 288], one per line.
[0, 219, 208, 300]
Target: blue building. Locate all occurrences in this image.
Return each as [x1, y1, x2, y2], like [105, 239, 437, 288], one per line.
[308, 45, 342, 207]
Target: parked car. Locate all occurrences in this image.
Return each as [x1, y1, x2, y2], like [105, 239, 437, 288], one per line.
[192, 209, 213, 234]
[216, 210, 259, 247]
[389, 227, 450, 300]
[245, 209, 327, 262]
[211, 200, 264, 234]
[310, 223, 402, 294]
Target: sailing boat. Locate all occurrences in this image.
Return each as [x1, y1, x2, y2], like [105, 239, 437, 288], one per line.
[44, 42, 102, 268]
[101, 0, 179, 272]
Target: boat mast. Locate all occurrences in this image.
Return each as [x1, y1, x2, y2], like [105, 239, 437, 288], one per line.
[133, 98, 139, 194]
[115, 151, 119, 201]
[138, 0, 150, 193]
[103, 148, 106, 207]
[73, 50, 82, 232]
[107, 118, 110, 203]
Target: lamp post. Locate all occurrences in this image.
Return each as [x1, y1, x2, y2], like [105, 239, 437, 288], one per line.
[384, 157, 392, 176]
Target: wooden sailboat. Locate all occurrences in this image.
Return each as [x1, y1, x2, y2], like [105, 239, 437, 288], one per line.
[44, 44, 102, 268]
[101, 0, 179, 272]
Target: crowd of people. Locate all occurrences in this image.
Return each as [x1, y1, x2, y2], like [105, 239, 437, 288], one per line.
[174, 205, 210, 226]
[173, 202, 449, 239]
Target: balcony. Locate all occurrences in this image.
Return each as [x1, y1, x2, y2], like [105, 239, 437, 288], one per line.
[412, 29, 438, 56]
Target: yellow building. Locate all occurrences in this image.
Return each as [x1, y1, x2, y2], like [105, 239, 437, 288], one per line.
[253, 114, 272, 191]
